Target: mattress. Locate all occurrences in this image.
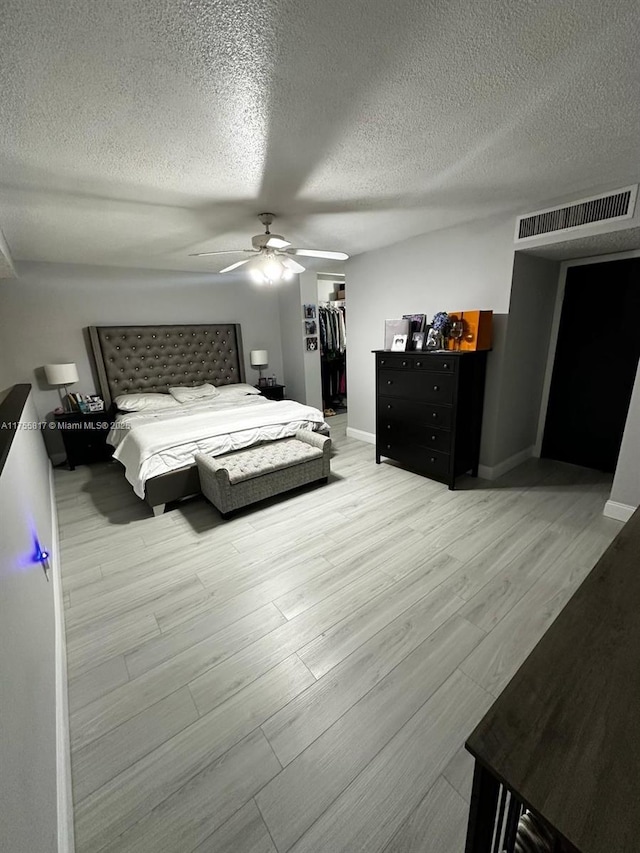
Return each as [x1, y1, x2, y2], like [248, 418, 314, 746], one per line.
[108, 395, 329, 498]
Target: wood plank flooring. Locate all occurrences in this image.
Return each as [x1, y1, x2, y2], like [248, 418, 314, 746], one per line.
[55, 415, 623, 853]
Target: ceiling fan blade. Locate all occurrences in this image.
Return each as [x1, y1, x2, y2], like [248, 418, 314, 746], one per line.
[189, 249, 253, 257]
[266, 236, 291, 249]
[287, 248, 349, 261]
[220, 259, 251, 273]
[281, 257, 306, 274]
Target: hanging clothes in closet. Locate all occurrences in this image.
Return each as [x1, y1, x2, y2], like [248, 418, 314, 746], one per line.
[319, 304, 347, 414]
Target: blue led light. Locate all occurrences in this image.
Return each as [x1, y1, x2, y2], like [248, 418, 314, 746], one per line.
[33, 538, 48, 563]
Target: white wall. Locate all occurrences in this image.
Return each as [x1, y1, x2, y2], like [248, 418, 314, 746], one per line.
[277, 271, 323, 409]
[609, 360, 640, 513]
[299, 271, 322, 412]
[278, 277, 307, 403]
[0, 261, 285, 419]
[491, 253, 560, 465]
[345, 213, 517, 465]
[0, 391, 71, 852]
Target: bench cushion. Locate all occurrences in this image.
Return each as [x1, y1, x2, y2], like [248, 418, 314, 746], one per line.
[216, 438, 323, 484]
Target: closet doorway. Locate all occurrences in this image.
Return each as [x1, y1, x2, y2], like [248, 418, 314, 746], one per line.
[317, 273, 347, 418]
[542, 257, 640, 472]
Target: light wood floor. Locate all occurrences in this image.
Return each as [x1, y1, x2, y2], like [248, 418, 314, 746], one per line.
[55, 415, 623, 853]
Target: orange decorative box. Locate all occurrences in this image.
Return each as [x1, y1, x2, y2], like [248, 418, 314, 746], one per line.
[447, 310, 493, 351]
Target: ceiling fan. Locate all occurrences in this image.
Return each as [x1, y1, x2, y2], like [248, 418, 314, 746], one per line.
[189, 213, 349, 284]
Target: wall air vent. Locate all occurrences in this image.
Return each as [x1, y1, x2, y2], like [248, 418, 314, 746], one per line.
[515, 185, 637, 242]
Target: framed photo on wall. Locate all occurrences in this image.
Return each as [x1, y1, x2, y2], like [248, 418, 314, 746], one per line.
[306, 336, 318, 351]
[303, 304, 316, 319]
[305, 319, 317, 335]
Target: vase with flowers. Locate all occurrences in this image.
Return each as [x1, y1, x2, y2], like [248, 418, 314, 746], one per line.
[427, 312, 451, 350]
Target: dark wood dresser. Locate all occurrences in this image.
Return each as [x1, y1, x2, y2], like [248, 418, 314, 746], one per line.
[373, 350, 487, 489]
[465, 507, 640, 853]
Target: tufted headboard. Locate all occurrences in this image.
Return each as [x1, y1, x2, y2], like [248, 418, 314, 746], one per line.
[88, 324, 245, 407]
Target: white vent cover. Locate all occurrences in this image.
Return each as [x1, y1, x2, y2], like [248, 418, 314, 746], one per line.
[515, 185, 637, 242]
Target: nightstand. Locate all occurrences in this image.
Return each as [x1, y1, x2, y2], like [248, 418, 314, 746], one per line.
[54, 411, 112, 470]
[256, 383, 286, 401]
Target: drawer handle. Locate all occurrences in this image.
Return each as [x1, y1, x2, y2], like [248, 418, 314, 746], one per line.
[431, 413, 438, 419]
[443, 363, 449, 369]
[387, 380, 393, 385]
[431, 435, 437, 441]
[416, 361, 421, 367]
[402, 360, 408, 367]
[433, 385, 439, 391]
[387, 404, 392, 409]
[386, 425, 391, 430]
[380, 360, 386, 365]
[387, 444, 392, 450]
[430, 457, 436, 463]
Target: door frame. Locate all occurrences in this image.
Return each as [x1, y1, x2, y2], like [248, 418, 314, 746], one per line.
[534, 248, 640, 457]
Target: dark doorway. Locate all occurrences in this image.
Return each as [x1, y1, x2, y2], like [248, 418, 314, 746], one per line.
[542, 258, 640, 472]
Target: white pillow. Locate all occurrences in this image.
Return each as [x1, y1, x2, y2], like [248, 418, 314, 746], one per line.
[115, 393, 181, 412]
[215, 383, 262, 397]
[168, 382, 219, 403]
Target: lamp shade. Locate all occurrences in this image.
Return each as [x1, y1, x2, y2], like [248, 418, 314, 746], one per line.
[44, 363, 79, 386]
[250, 350, 268, 367]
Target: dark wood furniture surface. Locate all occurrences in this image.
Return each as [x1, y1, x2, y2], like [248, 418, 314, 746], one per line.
[256, 383, 286, 401]
[373, 350, 487, 489]
[465, 506, 640, 853]
[54, 410, 112, 470]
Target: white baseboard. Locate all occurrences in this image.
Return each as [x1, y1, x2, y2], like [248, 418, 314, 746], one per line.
[49, 464, 74, 853]
[603, 500, 636, 523]
[346, 427, 376, 445]
[478, 446, 535, 481]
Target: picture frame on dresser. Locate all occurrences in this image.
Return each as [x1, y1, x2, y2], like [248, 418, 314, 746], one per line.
[391, 334, 408, 351]
[411, 332, 426, 350]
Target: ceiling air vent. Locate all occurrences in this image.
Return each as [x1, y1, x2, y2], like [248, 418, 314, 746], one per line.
[515, 185, 637, 242]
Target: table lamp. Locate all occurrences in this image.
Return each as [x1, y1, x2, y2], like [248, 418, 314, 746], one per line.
[45, 363, 79, 412]
[250, 350, 268, 386]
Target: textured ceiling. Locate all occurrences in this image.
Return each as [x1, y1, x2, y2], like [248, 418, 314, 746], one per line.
[0, 0, 639, 274]
[521, 226, 640, 261]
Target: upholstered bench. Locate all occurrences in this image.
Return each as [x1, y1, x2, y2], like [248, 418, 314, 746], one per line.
[194, 430, 330, 517]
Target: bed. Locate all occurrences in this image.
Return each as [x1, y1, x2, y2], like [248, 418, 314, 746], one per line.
[89, 324, 329, 514]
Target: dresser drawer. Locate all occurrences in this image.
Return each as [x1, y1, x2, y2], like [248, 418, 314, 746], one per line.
[379, 419, 452, 452]
[377, 354, 413, 370]
[413, 355, 457, 373]
[379, 396, 453, 429]
[380, 442, 451, 478]
[378, 370, 455, 404]
[417, 425, 451, 452]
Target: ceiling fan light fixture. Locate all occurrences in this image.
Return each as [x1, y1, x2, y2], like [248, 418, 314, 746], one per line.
[249, 266, 267, 284]
[281, 257, 306, 274]
[265, 236, 291, 249]
[192, 214, 346, 282]
[219, 258, 250, 273]
[289, 248, 349, 261]
[262, 256, 284, 282]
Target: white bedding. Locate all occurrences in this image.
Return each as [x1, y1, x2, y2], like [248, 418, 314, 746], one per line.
[107, 395, 328, 498]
